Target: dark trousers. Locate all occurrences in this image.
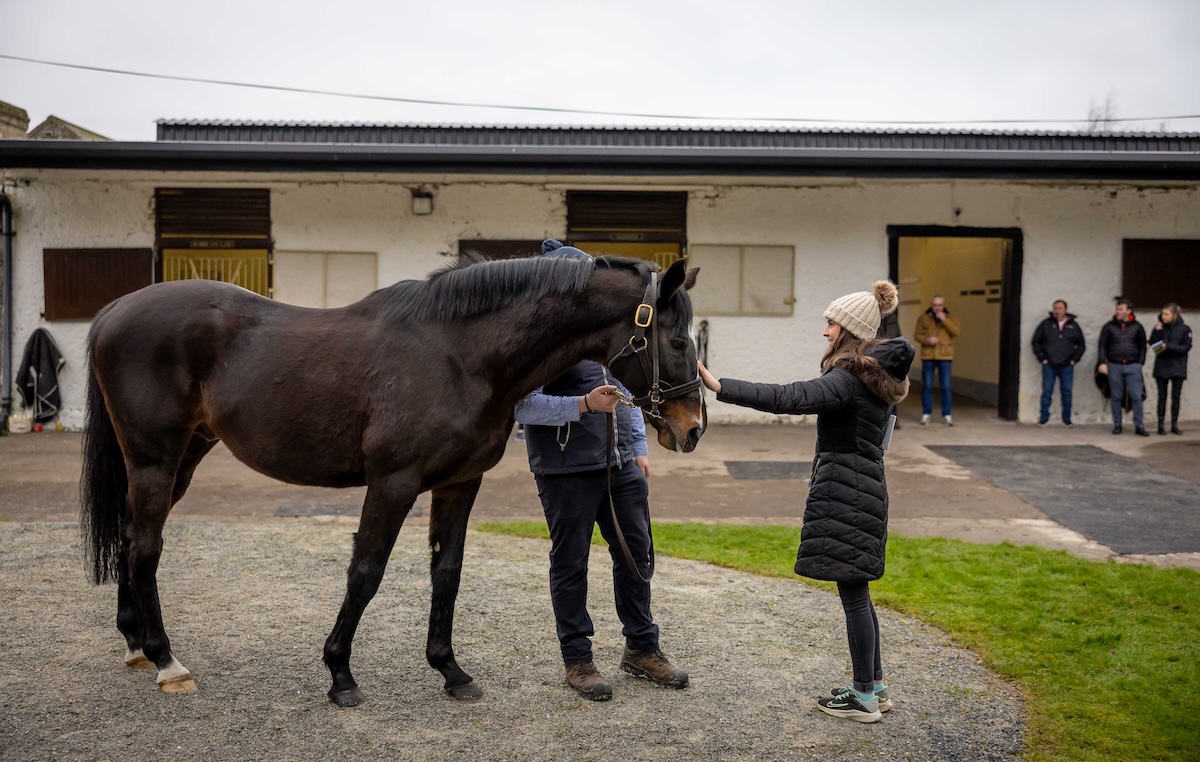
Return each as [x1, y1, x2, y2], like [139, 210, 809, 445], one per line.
[535, 465, 659, 664]
[1039, 363, 1075, 424]
[921, 360, 953, 416]
[1156, 377, 1185, 425]
[837, 581, 883, 694]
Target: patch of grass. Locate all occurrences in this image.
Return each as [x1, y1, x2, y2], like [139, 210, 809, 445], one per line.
[478, 521, 1200, 762]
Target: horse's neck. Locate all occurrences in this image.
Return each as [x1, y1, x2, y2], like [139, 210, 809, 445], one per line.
[474, 271, 641, 409]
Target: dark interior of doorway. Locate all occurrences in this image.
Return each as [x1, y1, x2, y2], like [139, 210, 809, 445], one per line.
[887, 225, 1023, 421]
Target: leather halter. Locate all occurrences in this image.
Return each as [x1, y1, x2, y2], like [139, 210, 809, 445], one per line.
[607, 272, 704, 419]
[602, 270, 704, 584]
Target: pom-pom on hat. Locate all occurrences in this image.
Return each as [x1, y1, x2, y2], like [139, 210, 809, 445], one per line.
[823, 281, 900, 339]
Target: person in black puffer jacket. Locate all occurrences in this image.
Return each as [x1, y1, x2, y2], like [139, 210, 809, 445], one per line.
[699, 280, 914, 724]
[1149, 303, 1193, 435]
[1031, 299, 1086, 426]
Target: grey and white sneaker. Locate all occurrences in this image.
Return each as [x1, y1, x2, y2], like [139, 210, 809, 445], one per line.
[817, 688, 882, 723]
[832, 684, 892, 712]
[943, 415, 954, 427]
[920, 414, 931, 426]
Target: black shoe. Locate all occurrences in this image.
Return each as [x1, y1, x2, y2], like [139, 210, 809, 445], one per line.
[1158, 423, 1166, 435]
[1112, 425, 1122, 435]
[1135, 427, 1150, 437]
[817, 688, 882, 723]
[1172, 424, 1183, 435]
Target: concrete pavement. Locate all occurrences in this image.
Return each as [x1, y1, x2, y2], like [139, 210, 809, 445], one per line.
[2, 395, 1197, 569]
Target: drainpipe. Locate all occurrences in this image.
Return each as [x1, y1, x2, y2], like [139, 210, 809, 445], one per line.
[0, 191, 13, 434]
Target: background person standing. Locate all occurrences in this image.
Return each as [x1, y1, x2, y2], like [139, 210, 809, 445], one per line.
[1098, 298, 1148, 436]
[913, 294, 960, 426]
[1149, 303, 1193, 435]
[1031, 299, 1086, 427]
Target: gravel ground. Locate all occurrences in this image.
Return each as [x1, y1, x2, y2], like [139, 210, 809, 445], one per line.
[0, 522, 1023, 761]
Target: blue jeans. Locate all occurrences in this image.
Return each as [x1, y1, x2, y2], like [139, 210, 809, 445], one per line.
[1039, 364, 1075, 424]
[921, 360, 952, 416]
[1107, 362, 1144, 429]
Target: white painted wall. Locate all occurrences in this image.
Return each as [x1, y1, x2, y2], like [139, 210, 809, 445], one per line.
[4, 171, 1197, 430]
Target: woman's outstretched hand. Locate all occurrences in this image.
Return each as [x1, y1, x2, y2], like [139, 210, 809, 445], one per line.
[698, 361, 721, 393]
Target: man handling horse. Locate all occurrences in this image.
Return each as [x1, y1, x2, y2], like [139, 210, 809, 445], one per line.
[514, 239, 689, 701]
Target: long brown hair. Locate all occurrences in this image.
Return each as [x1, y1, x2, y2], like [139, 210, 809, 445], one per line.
[821, 323, 878, 371]
[1162, 303, 1182, 322]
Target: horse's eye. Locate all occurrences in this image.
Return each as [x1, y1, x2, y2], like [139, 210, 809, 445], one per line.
[670, 339, 689, 351]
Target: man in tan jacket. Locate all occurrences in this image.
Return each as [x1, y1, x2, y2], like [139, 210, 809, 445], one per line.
[914, 294, 961, 425]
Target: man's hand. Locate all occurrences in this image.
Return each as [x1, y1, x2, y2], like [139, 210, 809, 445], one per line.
[926, 336, 939, 345]
[635, 455, 651, 478]
[1098, 363, 1108, 375]
[580, 385, 621, 414]
[1042, 359, 1048, 365]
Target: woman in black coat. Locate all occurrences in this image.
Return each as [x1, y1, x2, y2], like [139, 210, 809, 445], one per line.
[1149, 303, 1193, 435]
[699, 281, 913, 724]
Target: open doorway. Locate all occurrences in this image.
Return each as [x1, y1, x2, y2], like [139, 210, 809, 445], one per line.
[888, 226, 1023, 421]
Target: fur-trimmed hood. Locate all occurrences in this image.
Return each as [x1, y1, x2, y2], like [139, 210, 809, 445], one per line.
[826, 337, 914, 405]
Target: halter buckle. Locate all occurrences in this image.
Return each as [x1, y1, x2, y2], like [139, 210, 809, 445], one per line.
[634, 303, 654, 328]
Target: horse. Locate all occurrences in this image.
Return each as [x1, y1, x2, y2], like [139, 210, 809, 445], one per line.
[80, 253, 705, 707]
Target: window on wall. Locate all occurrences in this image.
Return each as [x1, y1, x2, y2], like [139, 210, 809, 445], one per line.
[42, 248, 154, 320]
[155, 188, 273, 297]
[273, 251, 378, 308]
[686, 245, 796, 316]
[457, 240, 544, 262]
[1122, 240, 1200, 310]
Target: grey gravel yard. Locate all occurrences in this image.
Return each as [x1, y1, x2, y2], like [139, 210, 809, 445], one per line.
[0, 522, 1022, 761]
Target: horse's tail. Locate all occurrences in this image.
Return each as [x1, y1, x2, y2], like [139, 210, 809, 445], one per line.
[80, 345, 126, 585]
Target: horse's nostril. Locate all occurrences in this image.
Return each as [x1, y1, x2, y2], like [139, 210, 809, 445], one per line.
[687, 426, 703, 447]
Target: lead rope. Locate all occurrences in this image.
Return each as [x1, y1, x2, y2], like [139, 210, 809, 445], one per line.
[605, 409, 654, 583]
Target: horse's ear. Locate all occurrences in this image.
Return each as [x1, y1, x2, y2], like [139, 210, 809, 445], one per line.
[684, 267, 699, 291]
[658, 258, 689, 305]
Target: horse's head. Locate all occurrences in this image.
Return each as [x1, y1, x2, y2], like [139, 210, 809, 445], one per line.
[607, 258, 706, 453]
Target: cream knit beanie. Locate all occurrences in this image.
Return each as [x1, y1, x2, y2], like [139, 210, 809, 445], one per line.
[823, 281, 900, 339]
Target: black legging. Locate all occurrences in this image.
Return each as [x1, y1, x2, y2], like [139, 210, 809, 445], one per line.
[837, 580, 883, 693]
[1156, 377, 1185, 425]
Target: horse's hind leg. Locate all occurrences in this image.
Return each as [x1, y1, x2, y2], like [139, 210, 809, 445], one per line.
[426, 476, 484, 702]
[116, 429, 217, 672]
[324, 470, 419, 707]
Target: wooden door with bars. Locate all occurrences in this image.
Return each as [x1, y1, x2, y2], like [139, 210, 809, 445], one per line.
[155, 188, 273, 296]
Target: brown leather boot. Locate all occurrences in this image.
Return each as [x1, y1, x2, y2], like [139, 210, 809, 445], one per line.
[564, 661, 613, 701]
[620, 646, 689, 688]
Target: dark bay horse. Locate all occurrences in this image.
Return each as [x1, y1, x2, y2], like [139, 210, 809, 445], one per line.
[80, 254, 704, 706]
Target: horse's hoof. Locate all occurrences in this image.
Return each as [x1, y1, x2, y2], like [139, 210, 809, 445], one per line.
[328, 686, 367, 708]
[445, 681, 483, 702]
[158, 675, 198, 694]
[124, 648, 155, 670]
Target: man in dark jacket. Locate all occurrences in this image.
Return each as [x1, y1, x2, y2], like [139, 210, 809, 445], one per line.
[513, 240, 688, 702]
[1098, 298, 1148, 435]
[1031, 300, 1086, 427]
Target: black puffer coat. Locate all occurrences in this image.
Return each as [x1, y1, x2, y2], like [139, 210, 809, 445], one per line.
[717, 338, 914, 582]
[1149, 318, 1192, 380]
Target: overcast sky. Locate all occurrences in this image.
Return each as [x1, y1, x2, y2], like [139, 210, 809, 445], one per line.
[3, 0, 1198, 141]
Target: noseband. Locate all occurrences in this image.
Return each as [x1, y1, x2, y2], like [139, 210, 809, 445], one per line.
[606, 271, 704, 419]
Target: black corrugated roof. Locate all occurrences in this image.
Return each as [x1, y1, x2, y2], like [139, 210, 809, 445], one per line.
[155, 120, 1200, 153]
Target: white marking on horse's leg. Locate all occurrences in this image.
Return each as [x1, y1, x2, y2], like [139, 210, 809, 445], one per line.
[124, 647, 154, 669]
[156, 657, 197, 693]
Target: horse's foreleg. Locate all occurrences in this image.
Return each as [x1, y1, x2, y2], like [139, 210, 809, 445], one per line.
[324, 471, 418, 708]
[426, 475, 484, 702]
[125, 464, 195, 693]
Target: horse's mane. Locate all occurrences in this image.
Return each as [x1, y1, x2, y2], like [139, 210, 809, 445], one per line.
[365, 254, 693, 329]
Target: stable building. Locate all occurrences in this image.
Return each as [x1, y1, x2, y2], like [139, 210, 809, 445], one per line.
[1, 122, 1198, 429]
